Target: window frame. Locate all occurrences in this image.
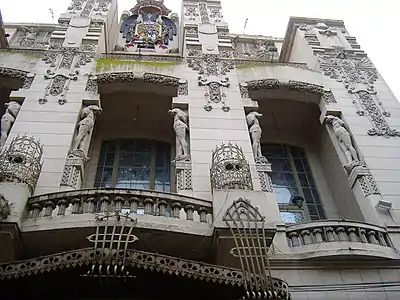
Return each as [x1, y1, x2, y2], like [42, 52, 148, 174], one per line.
[94, 139, 173, 192]
[262, 143, 326, 223]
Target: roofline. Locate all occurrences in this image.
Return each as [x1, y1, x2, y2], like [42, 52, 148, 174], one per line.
[280, 16, 345, 62]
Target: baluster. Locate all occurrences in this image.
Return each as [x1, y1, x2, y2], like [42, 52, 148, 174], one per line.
[172, 202, 181, 218]
[71, 198, 81, 214]
[57, 199, 69, 216]
[159, 200, 167, 216]
[377, 232, 388, 247]
[336, 227, 348, 241]
[367, 230, 379, 244]
[325, 227, 335, 242]
[199, 207, 208, 223]
[114, 196, 124, 212]
[30, 203, 42, 218]
[185, 205, 195, 221]
[144, 198, 154, 215]
[313, 228, 323, 243]
[85, 197, 96, 213]
[359, 228, 368, 243]
[129, 196, 139, 213]
[100, 196, 110, 212]
[347, 227, 358, 242]
[301, 230, 312, 245]
[43, 201, 56, 217]
[288, 232, 300, 247]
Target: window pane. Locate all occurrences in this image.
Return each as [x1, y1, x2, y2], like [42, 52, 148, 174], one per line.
[280, 211, 305, 223]
[155, 141, 171, 192]
[95, 141, 116, 188]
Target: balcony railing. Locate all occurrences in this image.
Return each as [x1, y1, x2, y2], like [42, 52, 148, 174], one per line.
[286, 220, 393, 249]
[27, 189, 212, 223]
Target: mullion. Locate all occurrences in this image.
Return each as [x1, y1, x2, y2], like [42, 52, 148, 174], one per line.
[110, 140, 121, 188]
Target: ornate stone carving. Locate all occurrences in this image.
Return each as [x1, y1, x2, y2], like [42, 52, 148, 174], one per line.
[68, 0, 84, 13]
[316, 50, 397, 136]
[345, 161, 380, 197]
[74, 53, 94, 67]
[184, 5, 199, 20]
[22, 73, 35, 89]
[60, 48, 78, 69]
[85, 75, 98, 94]
[12, 26, 50, 48]
[209, 6, 223, 20]
[42, 51, 59, 67]
[232, 39, 278, 60]
[199, 3, 210, 24]
[169, 108, 190, 161]
[246, 111, 268, 163]
[210, 143, 253, 190]
[324, 115, 359, 164]
[256, 163, 273, 192]
[0, 135, 43, 194]
[356, 90, 400, 137]
[174, 160, 192, 191]
[96, 72, 135, 84]
[60, 151, 87, 189]
[0, 101, 21, 150]
[80, 43, 97, 52]
[188, 54, 233, 112]
[71, 105, 102, 153]
[240, 79, 337, 105]
[81, 0, 96, 18]
[0, 193, 11, 221]
[0, 67, 29, 81]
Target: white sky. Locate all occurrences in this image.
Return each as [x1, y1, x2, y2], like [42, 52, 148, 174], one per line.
[2, 0, 399, 99]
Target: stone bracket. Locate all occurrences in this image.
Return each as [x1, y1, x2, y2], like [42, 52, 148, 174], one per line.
[345, 161, 380, 197]
[60, 151, 88, 190]
[256, 162, 273, 193]
[174, 160, 192, 191]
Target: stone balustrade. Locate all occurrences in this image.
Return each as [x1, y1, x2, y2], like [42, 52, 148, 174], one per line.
[286, 220, 393, 249]
[27, 189, 212, 223]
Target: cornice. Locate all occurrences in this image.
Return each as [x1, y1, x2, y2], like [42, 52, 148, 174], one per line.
[280, 16, 345, 62]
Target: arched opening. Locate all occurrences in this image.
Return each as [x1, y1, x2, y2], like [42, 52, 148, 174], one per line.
[246, 81, 364, 223]
[84, 73, 184, 193]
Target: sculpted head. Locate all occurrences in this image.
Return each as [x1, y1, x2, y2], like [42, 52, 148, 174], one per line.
[5, 101, 21, 116]
[81, 105, 102, 118]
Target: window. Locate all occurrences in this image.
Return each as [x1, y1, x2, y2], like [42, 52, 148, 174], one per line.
[94, 139, 171, 192]
[261, 144, 326, 223]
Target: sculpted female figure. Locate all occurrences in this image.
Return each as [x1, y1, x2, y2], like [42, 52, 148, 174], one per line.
[169, 108, 189, 161]
[71, 105, 102, 153]
[0, 101, 21, 150]
[324, 115, 359, 163]
[246, 111, 265, 162]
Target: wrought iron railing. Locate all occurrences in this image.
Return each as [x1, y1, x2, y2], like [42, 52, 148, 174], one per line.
[27, 188, 212, 223]
[286, 220, 393, 249]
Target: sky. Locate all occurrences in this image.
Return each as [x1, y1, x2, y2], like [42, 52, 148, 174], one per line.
[1, 0, 399, 99]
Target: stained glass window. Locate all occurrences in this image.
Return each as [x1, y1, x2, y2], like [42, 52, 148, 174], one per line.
[262, 144, 326, 223]
[94, 139, 171, 192]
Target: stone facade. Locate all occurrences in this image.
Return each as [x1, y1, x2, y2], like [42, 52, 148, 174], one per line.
[0, 1, 399, 299]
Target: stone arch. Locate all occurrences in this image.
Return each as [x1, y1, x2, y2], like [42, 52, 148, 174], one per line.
[239, 78, 336, 106]
[85, 71, 188, 97]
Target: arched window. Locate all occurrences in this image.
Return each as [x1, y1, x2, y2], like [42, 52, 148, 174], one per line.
[94, 139, 171, 192]
[262, 143, 326, 223]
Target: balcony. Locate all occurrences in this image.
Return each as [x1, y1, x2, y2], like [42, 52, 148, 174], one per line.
[285, 220, 399, 260]
[22, 189, 213, 259]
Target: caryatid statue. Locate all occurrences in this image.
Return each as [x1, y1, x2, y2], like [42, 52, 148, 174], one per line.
[71, 105, 102, 153]
[0, 101, 21, 150]
[324, 115, 359, 163]
[246, 111, 266, 163]
[169, 108, 190, 161]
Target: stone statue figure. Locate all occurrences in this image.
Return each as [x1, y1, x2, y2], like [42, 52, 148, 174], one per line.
[324, 115, 359, 163]
[71, 105, 102, 153]
[20, 26, 38, 47]
[0, 101, 21, 150]
[169, 108, 190, 161]
[246, 111, 267, 163]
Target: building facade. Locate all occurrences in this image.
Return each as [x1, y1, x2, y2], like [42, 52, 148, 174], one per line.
[0, 0, 400, 299]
